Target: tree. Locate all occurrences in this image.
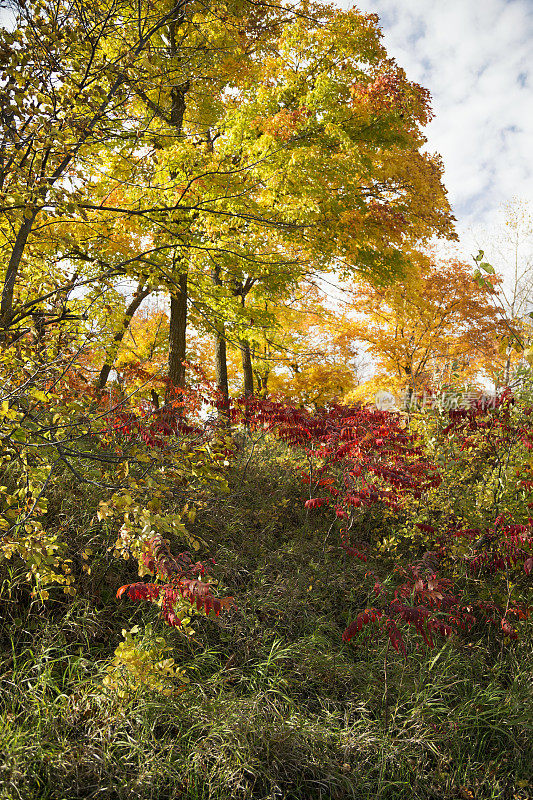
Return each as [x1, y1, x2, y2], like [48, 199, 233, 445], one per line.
[228, 6, 456, 280]
[346, 256, 511, 400]
[95, 282, 153, 391]
[181, 3, 459, 396]
[250, 286, 363, 407]
[0, 0, 192, 342]
[472, 200, 533, 387]
[72, 1, 457, 399]
[1, 0, 457, 410]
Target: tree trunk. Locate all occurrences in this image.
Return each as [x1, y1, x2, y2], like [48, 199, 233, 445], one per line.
[240, 339, 254, 397]
[236, 291, 254, 398]
[214, 323, 230, 424]
[254, 342, 270, 397]
[215, 325, 229, 401]
[504, 348, 512, 386]
[1, 212, 39, 333]
[165, 14, 189, 392]
[255, 368, 269, 397]
[211, 265, 229, 422]
[96, 283, 150, 390]
[167, 272, 188, 398]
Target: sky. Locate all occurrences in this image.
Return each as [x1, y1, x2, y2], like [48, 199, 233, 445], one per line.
[338, 0, 533, 258]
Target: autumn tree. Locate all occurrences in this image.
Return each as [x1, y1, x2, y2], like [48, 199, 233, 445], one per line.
[1, 0, 458, 411]
[346, 256, 512, 400]
[0, 0, 194, 344]
[0, 0, 287, 369]
[46, 0, 303, 397]
[177, 3, 458, 397]
[248, 286, 363, 407]
[72, 2, 457, 399]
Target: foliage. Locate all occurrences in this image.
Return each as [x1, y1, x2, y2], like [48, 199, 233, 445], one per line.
[231, 394, 532, 656]
[103, 623, 189, 698]
[1, 0, 532, 796]
[0, 0, 457, 404]
[116, 533, 234, 627]
[471, 200, 533, 387]
[0, 434, 531, 800]
[347, 256, 512, 397]
[256, 289, 363, 406]
[0, 347, 231, 606]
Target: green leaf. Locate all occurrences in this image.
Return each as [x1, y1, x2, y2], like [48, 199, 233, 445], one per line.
[479, 262, 495, 274]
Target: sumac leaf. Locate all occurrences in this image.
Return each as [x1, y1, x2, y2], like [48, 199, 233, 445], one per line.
[304, 498, 324, 509]
[117, 582, 160, 601]
[385, 618, 407, 656]
[342, 608, 382, 642]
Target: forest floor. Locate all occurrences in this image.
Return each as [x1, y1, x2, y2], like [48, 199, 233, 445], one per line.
[0, 439, 532, 800]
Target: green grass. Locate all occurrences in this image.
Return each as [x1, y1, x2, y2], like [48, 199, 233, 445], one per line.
[0, 439, 532, 800]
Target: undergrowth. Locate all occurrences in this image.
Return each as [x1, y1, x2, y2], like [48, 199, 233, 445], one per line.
[0, 438, 532, 800]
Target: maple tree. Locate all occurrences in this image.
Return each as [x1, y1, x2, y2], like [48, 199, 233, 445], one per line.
[181, 3, 459, 396]
[346, 256, 513, 401]
[245, 287, 363, 407]
[5, 0, 456, 399]
[0, 0, 288, 360]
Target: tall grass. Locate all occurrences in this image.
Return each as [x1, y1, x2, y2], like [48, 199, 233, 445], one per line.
[0, 439, 531, 799]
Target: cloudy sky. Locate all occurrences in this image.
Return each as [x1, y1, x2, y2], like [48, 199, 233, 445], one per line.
[338, 0, 533, 254]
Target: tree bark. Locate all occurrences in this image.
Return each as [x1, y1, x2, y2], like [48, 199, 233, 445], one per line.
[215, 325, 229, 402]
[503, 348, 512, 387]
[165, 13, 190, 395]
[235, 289, 254, 398]
[96, 283, 150, 390]
[254, 367, 269, 396]
[211, 266, 229, 421]
[240, 339, 254, 397]
[214, 324, 231, 424]
[1, 212, 39, 332]
[167, 272, 188, 398]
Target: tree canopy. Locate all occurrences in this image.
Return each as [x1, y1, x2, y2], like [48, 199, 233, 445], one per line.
[1, 0, 457, 401]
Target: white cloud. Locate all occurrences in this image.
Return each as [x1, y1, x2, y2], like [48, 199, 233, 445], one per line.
[0, 5, 16, 30]
[337, 0, 533, 252]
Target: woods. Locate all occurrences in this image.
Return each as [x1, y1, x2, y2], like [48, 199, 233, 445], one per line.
[0, 1, 531, 799]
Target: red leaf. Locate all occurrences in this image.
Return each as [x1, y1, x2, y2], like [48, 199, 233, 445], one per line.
[116, 583, 160, 601]
[501, 617, 518, 639]
[342, 608, 382, 642]
[305, 498, 324, 509]
[385, 618, 407, 656]
[341, 541, 368, 561]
